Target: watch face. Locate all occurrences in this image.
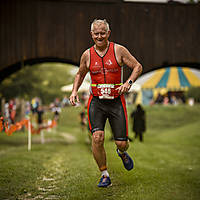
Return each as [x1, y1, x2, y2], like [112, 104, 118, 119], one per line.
[128, 80, 133, 85]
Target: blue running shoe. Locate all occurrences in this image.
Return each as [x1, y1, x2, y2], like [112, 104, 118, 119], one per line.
[98, 175, 112, 188]
[117, 149, 134, 171]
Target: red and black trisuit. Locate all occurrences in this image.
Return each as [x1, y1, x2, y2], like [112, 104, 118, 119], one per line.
[87, 42, 129, 141]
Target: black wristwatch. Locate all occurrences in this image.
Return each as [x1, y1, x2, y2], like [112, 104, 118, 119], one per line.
[128, 79, 133, 86]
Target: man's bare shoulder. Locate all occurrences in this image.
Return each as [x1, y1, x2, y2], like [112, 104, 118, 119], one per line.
[80, 48, 90, 69]
[81, 48, 90, 60]
[115, 43, 128, 54]
[114, 43, 129, 66]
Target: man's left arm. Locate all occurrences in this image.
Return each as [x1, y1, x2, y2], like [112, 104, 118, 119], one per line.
[116, 45, 143, 94]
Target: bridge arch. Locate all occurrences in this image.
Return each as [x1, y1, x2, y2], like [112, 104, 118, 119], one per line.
[0, 57, 79, 82]
[0, 0, 200, 81]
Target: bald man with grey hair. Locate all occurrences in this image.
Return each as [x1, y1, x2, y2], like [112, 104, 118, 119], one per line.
[91, 19, 110, 32]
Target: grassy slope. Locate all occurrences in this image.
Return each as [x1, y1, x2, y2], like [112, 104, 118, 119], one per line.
[0, 105, 200, 200]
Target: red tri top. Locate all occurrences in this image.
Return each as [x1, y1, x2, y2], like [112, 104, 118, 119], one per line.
[89, 42, 123, 98]
[89, 42, 122, 84]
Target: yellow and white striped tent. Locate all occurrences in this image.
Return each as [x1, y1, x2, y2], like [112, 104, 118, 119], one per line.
[134, 67, 200, 104]
[141, 67, 200, 90]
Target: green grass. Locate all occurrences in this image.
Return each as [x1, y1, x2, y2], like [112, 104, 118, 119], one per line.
[0, 104, 200, 200]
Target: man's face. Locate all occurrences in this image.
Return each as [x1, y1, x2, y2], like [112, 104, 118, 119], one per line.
[91, 23, 110, 48]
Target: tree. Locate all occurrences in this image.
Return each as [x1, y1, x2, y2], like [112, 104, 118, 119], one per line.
[0, 63, 76, 104]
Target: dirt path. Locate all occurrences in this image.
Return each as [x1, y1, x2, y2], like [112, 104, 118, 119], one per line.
[18, 132, 77, 200]
[18, 152, 65, 199]
[60, 132, 77, 143]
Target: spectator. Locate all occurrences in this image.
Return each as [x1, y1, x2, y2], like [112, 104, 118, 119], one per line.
[31, 97, 40, 114]
[155, 93, 163, 104]
[8, 99, 16, 124]
[52, 105, 61, 122]
[62, 96, 70, 107]
[37, 105, 44, 129]
[131, 104, 146, 142]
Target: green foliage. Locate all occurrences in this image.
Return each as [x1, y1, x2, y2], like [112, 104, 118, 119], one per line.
[0, 63, 77, 104]
[186, 87, 200, 102]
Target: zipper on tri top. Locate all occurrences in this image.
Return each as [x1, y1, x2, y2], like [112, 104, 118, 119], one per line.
[101, 57, 106, 83]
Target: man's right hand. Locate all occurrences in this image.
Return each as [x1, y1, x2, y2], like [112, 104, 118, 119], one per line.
[69, 92, 80, 106]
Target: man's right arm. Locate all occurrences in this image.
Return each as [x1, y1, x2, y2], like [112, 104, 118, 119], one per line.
[69, 50, 90, 106]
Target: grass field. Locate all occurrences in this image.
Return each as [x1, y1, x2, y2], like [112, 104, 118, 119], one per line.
[0, 104, 200, 200]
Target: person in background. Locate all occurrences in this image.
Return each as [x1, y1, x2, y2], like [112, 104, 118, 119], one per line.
[62, 96, 70, 107]
[37, 105, 44, 129]
[52, 105, 61, 123]
[130, 104, 146, 142]
[8, 99, 16, 124]
[52, 98, 62, 123]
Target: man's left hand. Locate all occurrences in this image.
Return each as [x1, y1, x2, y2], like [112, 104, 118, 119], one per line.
[116, 82, 131, 95]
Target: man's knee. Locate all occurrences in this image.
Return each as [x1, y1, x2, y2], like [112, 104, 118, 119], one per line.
[92, 131, 104, 146]
[115, 140, 129, 151]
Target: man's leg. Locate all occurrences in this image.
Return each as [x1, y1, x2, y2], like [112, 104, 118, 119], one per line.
[92, 131, 106, 170]
[115, 140, 134, 171]
[115, 140, 129, 152]
[92, 130, 111, 187]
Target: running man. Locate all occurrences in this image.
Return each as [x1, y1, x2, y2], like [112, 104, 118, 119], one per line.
[70, 19, 143, 187]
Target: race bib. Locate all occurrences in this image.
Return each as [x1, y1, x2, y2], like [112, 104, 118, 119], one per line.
[97, 84, 115, 99]
[91, 83, 122, 99]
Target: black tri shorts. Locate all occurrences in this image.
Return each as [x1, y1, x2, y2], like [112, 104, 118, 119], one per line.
[87, 94, 128, 141]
